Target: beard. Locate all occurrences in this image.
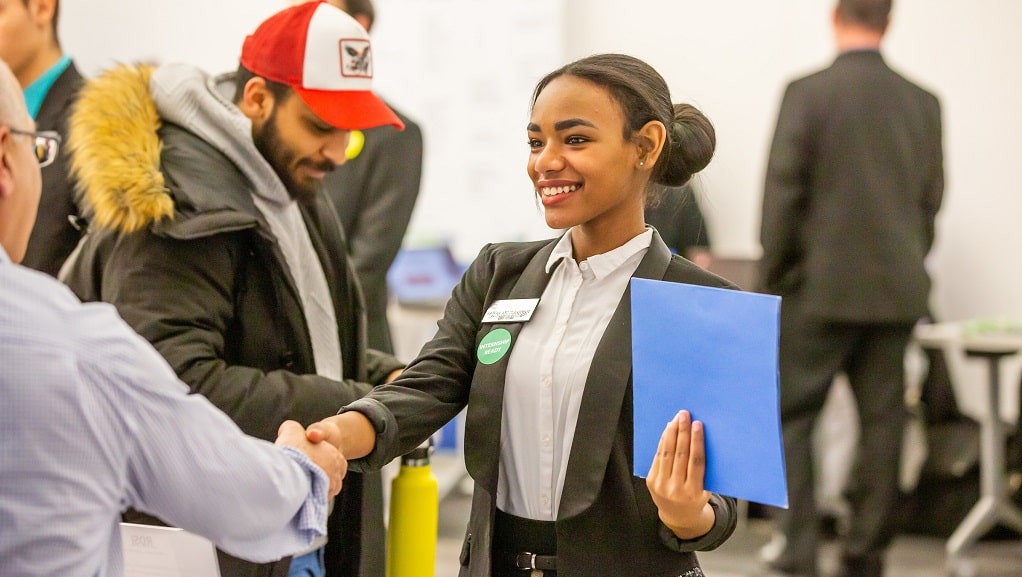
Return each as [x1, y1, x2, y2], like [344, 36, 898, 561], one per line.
[252, 110, 333, 204]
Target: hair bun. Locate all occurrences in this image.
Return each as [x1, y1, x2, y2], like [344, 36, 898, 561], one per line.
[657, 103, 716, 187]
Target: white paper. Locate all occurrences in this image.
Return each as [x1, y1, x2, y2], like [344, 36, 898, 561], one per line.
[121, 523, 221, 577]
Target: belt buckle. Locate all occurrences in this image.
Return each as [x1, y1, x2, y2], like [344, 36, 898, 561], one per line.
[515, 551, 537, 569]
[515, 552, 543, 575]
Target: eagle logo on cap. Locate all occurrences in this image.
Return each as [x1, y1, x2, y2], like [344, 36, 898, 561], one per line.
[340, 39, 372, 78]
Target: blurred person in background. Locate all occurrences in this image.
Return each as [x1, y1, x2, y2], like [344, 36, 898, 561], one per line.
[0, 0, 84, 276]
[758, 1, 944, 575]
[321, 0, 425, 355]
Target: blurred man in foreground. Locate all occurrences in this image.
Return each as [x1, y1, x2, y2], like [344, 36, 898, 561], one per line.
[0, 58, 345, 577]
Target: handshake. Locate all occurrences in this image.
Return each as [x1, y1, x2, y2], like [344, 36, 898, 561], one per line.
[272, 417, 353, 499]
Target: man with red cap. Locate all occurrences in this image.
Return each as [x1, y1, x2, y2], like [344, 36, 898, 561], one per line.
[60, 3, 405, 576]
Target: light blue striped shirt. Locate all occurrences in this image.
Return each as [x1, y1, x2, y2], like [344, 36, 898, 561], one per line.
[0, 245, 329, 577]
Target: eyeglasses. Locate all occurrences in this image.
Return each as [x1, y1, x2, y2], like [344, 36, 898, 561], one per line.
[8, 128, 62, 168]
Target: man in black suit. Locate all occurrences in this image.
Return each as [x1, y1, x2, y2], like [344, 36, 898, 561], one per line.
[758, 1, 944, 576]
[322, 0, 424, 355]
[0, 0, 84, 277]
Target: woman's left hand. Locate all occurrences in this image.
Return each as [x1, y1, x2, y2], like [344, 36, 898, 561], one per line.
[645, 410, 715, 539]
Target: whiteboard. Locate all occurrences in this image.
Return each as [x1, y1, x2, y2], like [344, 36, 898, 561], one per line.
[369, 0, 567, 262]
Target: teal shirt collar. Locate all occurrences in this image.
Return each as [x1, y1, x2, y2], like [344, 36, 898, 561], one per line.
[23, 55, 72, 120]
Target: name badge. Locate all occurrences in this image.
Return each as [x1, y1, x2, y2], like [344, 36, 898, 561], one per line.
[481, 298, 540, 323]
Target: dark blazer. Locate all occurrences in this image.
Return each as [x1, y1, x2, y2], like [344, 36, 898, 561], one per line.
[347, 232, 739, 577]
[323, 106, 423, 354]
[759, 50, 943, 322]
[645, 184, 710, 257]
[22, 61, 85, 277]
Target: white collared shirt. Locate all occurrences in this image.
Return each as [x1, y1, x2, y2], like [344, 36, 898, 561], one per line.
[497, 228, 653, 519]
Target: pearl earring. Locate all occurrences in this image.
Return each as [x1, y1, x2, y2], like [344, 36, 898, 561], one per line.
[639, 161, 645, 167]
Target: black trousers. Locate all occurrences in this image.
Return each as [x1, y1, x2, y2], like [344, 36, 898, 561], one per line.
[491, 509, 556, 577]
[771, 303, 913, 577]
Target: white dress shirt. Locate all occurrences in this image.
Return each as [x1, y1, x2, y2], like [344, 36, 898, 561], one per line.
[497, 228, 652, 519]
[0, 245, 329, 577]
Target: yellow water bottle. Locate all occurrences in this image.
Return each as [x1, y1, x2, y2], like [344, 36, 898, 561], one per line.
[387, 440, 439, 577]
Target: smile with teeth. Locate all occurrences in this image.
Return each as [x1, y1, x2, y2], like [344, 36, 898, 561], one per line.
[539, 184, 579, 197]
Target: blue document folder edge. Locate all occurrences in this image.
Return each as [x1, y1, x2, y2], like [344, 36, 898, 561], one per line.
[630, 278, 788, 508]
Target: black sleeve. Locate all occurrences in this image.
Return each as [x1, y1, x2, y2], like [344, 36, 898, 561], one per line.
[100, 229, 375, 441]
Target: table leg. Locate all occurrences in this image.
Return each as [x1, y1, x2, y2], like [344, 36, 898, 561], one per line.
[945, 352, 1022, 571]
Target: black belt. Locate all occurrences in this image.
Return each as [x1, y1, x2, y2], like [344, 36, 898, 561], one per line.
[504, 551, 557, 571]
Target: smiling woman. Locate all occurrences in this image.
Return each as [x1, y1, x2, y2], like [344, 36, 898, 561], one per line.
[309, 52, 738, 577]
[526, 53, 715, 262]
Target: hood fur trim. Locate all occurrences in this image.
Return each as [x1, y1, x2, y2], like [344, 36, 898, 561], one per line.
[69, 64, 173, 233]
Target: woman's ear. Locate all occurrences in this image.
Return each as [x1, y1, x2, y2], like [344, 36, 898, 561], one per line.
[636, 120, 667, 168]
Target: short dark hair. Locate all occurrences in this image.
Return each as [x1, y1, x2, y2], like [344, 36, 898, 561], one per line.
[531, 53, 715, 189]
[343, 0, 375, 28]
[836, 0, 891, 32]
[232, 64, 292, 105]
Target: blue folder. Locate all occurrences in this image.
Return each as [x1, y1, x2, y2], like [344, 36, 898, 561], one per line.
[630, 278, 787, 508]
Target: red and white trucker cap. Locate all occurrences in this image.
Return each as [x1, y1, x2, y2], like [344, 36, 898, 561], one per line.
[240, 0, 404, 131]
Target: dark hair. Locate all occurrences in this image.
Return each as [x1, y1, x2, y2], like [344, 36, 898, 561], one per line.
[343, 0, 376, 29]
[232, 64, 293, 105]
[531, 53, 715, 189]
[836, 0, 891, 32]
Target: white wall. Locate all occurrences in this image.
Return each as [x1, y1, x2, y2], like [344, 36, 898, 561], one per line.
[61, 0, 284, 76]
[565, 0, 1022, 324]
[60, 0, 1022, 323]
[366, 0, 566, 261]
[566, 0, 833, 262]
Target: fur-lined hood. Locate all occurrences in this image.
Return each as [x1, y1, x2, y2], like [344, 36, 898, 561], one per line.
[68, 64, 171, 234]
[69, 63, 291, 237]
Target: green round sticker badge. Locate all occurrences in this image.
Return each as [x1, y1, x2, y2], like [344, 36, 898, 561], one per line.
[477, 328, 512, 365]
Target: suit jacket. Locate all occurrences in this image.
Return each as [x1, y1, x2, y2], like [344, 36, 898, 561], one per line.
[346, 232, 739, 576]
[645, 184, 710, 257]
[323, 106, 423, 354]
[22, 61, 85, 277]
[759, 50, 943, 322]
